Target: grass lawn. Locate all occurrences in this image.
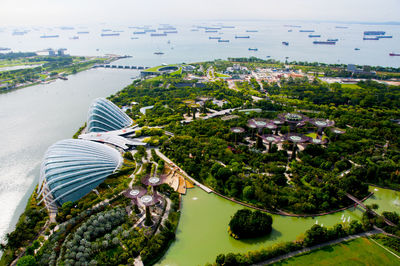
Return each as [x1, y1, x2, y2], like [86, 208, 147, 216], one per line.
[273, 237, 400, 265]
[341, 84, 364, 90]
[306, 132, 328, 140]
[215, 72, 230, 78]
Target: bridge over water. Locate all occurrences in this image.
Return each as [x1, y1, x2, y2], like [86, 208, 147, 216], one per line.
[346, 193, 396, 227]
[94, 64, 149, 70]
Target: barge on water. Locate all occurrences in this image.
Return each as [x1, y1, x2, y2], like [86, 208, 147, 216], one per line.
[151, 33, 167, 37]
[308, 34, 321, 38]
[40, 35, 59, 38]
[235, 35, 250, 39]
[313, 41, 336, 45]
[101, 33, 120, 37]
[363, 37, 379, 40]
[248, 48, 258, 51]
[218, 39, 229, 42]
[364, 31, 385, 35]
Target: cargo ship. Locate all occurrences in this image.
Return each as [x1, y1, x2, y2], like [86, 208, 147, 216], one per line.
[363, 37, 379, 40]
[209, 36, 221, 40]
[377, 35, 392, 39]
[354, 48, 360, 50]
[282, 41, 289, 46]
[235, 35, 250, 39]
[77, 31, 89, 34]
[144, 29, 156, 32]
[133, 31, 146, 34]
[389, 53, 400, 56]
[300, 30, 315, 32]
[205, 30, 218, 33]
[218, 39, 229, 42]
[313, 41, 336, 45]
[40, 35, 59, 38]
[154, 52, 164, 55]
[248, 48, 258, 51]
[101, 33, 119, 37]
[308, 34, 321, 38]
[327, 38, 338, 41]
[164, 30, 178, 34]
[364, 31, 385, 35]
[246, 30, 258, 32]
[151, 33, 167, 37]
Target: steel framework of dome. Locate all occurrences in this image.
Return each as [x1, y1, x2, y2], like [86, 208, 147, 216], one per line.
[87, 98, 133, 133]
[37, 139, 123, 209]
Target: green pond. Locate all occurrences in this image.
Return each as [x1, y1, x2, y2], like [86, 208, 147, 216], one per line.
[157, 186, 400, 266]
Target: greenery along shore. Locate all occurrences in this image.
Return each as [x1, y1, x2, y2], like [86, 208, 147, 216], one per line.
[0, 52, 112, 93]
[1, 57, 400, 265]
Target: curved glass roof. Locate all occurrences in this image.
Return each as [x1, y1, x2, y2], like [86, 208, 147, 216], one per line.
[37, 139, 122, 207]
[87, 98, 132, 133]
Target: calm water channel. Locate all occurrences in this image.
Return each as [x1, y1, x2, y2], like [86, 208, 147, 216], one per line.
[0, 68, 137, 241]
[157, 186, 400, 266]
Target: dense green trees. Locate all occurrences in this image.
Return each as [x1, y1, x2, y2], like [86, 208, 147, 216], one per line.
[228, 209, 273, 239]
[215, 220, 365, 266]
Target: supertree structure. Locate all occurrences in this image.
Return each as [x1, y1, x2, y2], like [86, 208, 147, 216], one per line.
[278, 113, 309, 132]
[309, 118, 335, 138]
[330, 127, 346, 141]
[248, 118, 269, 149]
[123, 186, 147, 205]
[260, 134, 282, 153]
[230, 127, 245, 145]
[283, 133, 311, 160]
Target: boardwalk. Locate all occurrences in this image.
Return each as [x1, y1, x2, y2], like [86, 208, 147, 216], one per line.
[155, 149, 213, 193]
[346, 193, 396, 227]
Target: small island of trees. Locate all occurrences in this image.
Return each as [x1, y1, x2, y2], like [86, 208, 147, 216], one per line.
[228, 209, 273, 239]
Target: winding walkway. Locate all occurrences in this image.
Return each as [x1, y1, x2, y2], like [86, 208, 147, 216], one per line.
[154, 149, 375, 217]
[253, 230, 382, 265]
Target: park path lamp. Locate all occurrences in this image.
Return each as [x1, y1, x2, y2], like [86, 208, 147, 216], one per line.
[278, 113, 309, 133]
[261, 134, 281, 153]
[330, 127, 346, 141]
[230, 127, 245, 145]
[284, 133, 311, 160]
[248, 118, 269, 149]
[310, 119, 335, 139]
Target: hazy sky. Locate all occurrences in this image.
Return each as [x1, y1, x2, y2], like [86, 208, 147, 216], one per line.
[1, 0, 400, 26]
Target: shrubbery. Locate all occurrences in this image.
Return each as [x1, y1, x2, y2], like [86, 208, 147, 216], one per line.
[228, 209, 273, 239]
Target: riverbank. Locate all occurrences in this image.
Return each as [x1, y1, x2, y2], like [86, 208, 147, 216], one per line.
[0, 54, 125, 94]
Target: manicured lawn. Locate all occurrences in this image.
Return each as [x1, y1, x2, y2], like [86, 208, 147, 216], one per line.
[306, 132, 328, 140]
[341, 84, 364, 90]
[274, 237, 400, 265]
[215, 72, 230, 78]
